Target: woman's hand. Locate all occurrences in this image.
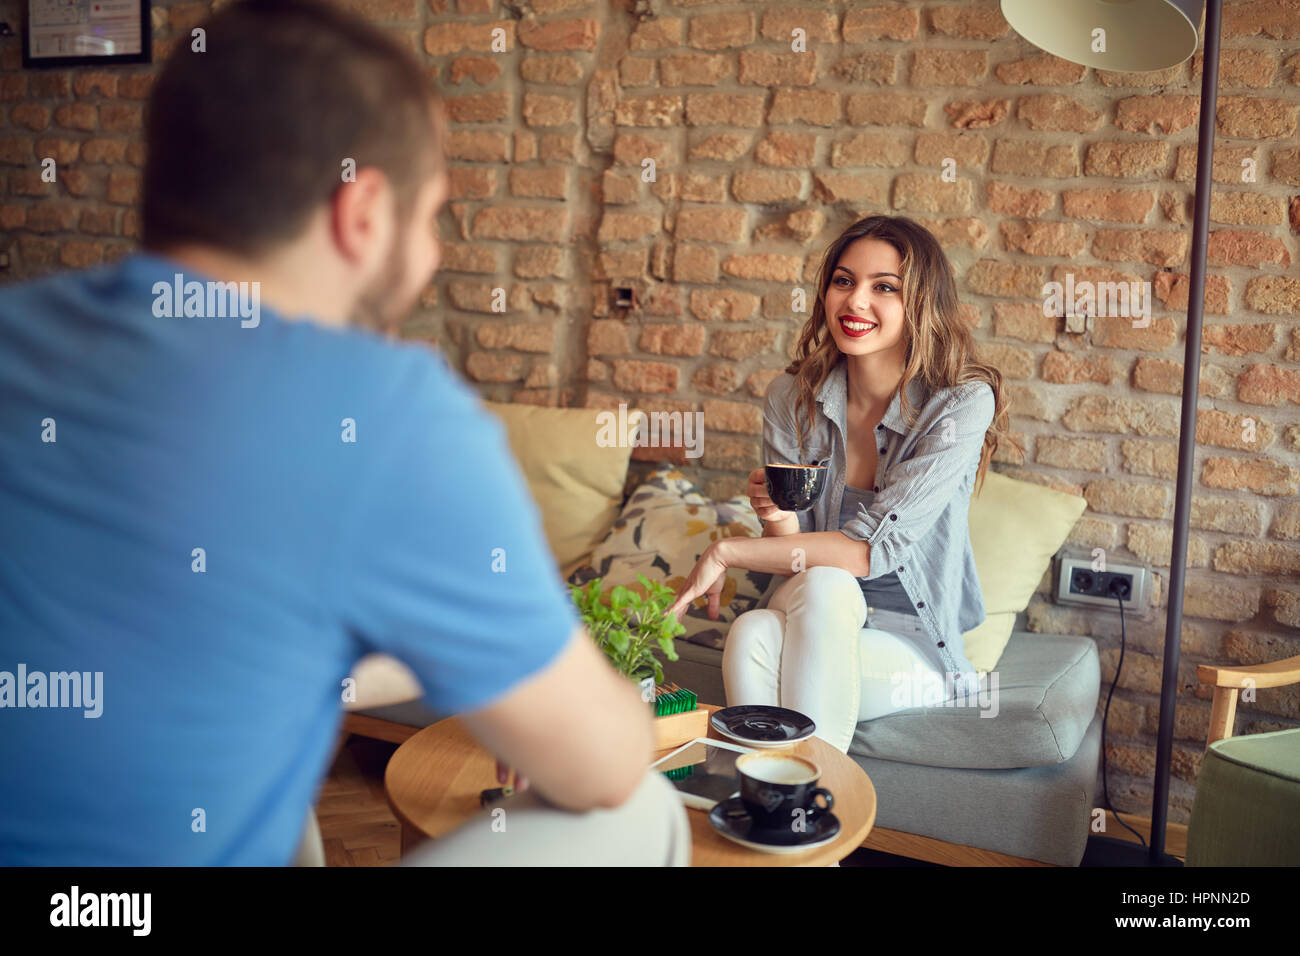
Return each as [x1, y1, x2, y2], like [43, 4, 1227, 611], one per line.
[668, 541, 730, 621]
[747, 467, 795, 524]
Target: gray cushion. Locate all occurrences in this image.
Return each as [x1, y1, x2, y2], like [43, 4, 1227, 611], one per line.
[662, 629, 1100, 770]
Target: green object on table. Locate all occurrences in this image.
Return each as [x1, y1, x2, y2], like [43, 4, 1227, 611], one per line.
[654, 682, 696, 717]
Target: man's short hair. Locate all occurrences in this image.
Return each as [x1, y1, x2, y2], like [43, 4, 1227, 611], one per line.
[142, 0, 445, 256]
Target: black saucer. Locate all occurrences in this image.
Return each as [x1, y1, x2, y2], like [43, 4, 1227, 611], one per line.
[711, 705, 816, 747]
[708, 796, 841, 853]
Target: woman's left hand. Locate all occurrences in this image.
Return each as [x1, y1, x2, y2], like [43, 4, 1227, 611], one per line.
[668, 541, 729, 621]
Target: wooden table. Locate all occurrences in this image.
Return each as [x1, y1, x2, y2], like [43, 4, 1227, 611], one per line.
[385, 703, 877, 866]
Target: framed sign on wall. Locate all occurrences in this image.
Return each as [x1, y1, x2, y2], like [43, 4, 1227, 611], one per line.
[22, 0, 151, 68]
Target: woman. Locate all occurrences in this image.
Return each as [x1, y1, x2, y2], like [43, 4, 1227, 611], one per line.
[667, 215, 1020, 754]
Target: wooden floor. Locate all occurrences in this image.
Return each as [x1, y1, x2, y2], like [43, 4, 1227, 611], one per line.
[317, 735, 403, 867]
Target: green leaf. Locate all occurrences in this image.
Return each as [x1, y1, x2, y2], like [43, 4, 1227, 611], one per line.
[607, 629, 630, 653]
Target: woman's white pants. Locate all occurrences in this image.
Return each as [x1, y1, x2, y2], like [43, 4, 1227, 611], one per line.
[722, 566, 944, 754]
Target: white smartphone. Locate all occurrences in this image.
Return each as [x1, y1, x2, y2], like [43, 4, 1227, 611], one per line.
[650, 736, 756, 811]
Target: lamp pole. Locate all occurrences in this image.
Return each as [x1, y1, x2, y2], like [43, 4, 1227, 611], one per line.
[1150, 0, 1221, 865]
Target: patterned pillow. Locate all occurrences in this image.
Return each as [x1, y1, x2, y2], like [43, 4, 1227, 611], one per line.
[567, 464, 775, 650]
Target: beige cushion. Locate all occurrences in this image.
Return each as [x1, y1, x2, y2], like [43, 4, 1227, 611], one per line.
[484, 401, 643, 578]
[961, 469, 1087, 673]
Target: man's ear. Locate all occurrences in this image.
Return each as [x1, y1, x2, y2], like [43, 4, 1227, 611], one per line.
[330, 166, 396, 268]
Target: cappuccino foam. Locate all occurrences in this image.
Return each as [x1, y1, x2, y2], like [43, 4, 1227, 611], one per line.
[742, 755, 817, 785]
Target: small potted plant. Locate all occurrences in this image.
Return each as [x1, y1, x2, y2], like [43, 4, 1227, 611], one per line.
[569, 574, 706, 748]
[569, 573, 685, 700]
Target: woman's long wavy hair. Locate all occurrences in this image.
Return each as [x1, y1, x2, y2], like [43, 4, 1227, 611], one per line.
[787, 215, 1022, 497]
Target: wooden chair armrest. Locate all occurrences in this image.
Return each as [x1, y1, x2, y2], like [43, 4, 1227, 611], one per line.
[1196, 656, 1300, 690]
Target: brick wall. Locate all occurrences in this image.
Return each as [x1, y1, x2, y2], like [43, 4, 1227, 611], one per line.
[2, 0, 1298, 825]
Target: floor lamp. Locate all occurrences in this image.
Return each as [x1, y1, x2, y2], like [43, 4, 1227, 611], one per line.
[1000, 0, 1221, 866]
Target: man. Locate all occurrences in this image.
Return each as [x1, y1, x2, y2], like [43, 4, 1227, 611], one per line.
[0, 0, 688, 866]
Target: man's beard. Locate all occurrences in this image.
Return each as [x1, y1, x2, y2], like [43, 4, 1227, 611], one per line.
[350, 224, 418, 337]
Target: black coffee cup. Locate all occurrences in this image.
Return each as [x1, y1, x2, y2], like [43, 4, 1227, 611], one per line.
[764, 462, 828, 512]
[736, 751, 834, 832]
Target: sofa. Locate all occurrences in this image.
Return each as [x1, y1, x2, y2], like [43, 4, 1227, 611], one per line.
[345, 401, 1103, 867]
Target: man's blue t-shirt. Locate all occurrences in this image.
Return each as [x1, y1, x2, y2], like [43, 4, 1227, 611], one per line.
[0, 252, 579, 865]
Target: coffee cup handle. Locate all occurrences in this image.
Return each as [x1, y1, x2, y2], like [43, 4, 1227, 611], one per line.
[810, 788, 834, 814]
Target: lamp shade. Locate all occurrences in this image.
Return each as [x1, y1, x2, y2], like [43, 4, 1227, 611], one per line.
[1000, 0, 1203, 72]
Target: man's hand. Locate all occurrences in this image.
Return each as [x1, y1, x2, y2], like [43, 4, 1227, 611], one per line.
[667, 541, 729, 621]
[495, 759, 528, 793]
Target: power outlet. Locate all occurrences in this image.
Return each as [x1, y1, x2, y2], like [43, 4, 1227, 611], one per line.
[1055, 553, 1150, 610]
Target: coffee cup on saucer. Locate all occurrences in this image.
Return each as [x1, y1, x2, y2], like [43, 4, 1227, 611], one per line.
[735, 751, 834, 833]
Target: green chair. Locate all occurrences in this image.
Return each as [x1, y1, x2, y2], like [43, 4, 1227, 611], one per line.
[1186, 654, 1300, 866]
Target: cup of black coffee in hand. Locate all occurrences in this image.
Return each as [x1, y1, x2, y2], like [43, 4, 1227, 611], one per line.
[764, 462, 828, 512]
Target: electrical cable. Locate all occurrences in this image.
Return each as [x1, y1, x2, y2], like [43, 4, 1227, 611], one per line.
[1097, 580, 1147, 848]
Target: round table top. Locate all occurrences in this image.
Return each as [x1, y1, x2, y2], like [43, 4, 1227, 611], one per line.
[385, 703, 876, 867]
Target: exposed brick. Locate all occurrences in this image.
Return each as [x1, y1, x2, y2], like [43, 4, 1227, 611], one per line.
[449, 56, 502, 86]
[53, 103, 97, 131]
[448, 167, 497, 200]
[993, 301, 1056, 343]
[475, 322, 554, 353]
[944, 98, 1011, 129]
[1245, 275, 1300, 314]
[914, 131, 988, 168]
[424, 22, 516, 56]
[519, 57, 584, 85]
[1192, 48, 1279, 87]
[1214, 541, 1300, 576]
[517, 18, 600, 52]
[702, 398, 762, 434]
[639, 324, 706, 356]
[720, 254, 802, 283]
[1238, 364, 1300, 406]
[685, 93, 766, 127]
[514, 246, 565, 279]
[739, 51, 817, 87]
[976, 342, 1034, 379]
[985, 182, 1053, 217]
[1132, 357, 1228, 398]
[1017, 94, 1101, 133]
[1207, 229, 1291, 267]
[911, 49, 987, 86]
[813, 172, 889, 204]
[1217, 96, 1297, 138]
[474, 206, 567, 241]
[831, 52, 897, 86]
[1041, 350, 1117, 385]
[1084, 479, 1170, 519]
[693, 363, 740, 395]
[673, 243, 719, 283]
[447, 130, 510, 162]
[892, 173, 972, 214]
[995, 53, 1085, 86]
[446, 91, 510, 123]
[710, 329, 779, 360]
[966, 260, 1045, 298]
[466, 352, 526, 382]
[524, 93, 576, 127]
[1084, 141, 1168, 178]
[990, 139, 1077, 177]
[842, 6, 919, 42]
[10, 105, 50, 131]
[1210, 191, 1286, 225]
[1129, 523, 1211, 570]
[1203, 456, 1299, 497]
[1173, 144, 1259, 184]
[755, 132, 818, 168]
[612, 359, 680, 394]
[732, 170, 803, 203]
[690, 289, 760, 322]
[1000, 220, 1086, 257]
[844, 93, 927, 126]
[1092, 229, 1187, 267]
[928, 4, 1009, 40]
[1062, 395, 1180, 437]
[830, 132, 908, 168]
[761, 8, 838, 42]
[769, 89, 841, 126]
[1152, 272, 1231, 313]
[1062, 188, 1156, 223]
[1115, 95, 1200, 134]
[661, 54, 733, 87]
[687, 12, 755, 50]
[629, 16, 683, 50]
[1036, 436, 1107, 471]
[1202, 323, 1277, 356]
